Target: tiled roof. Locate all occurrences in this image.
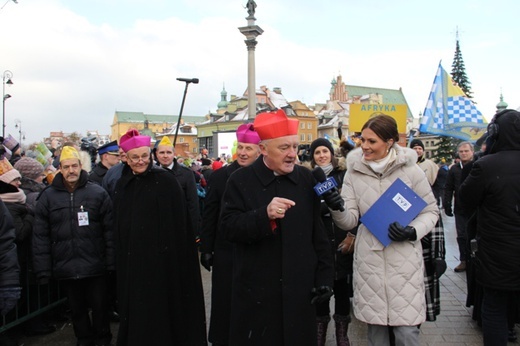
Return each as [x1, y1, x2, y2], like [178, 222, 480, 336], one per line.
[114, 111, 205, 124]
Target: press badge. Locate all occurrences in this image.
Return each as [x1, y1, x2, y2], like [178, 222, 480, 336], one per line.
[78, 205, 89, 226]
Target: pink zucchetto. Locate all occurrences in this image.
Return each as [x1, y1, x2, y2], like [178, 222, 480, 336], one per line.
[120, 129, 151, 152]
[236, 123, 261, 145]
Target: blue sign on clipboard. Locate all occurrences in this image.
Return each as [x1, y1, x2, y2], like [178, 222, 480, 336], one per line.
[360, 178, 427, 247]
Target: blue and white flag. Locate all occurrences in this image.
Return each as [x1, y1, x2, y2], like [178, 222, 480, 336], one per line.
[419, 62, 487, 142]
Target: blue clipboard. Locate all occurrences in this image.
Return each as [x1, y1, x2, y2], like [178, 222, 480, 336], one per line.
[360, 178, 427, 247]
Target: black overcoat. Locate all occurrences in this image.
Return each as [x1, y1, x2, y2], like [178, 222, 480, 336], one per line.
[460, 110, 520, 291]
[0, 199, 19, 287]
[199, 160, 240, 344]
[220, 157, 334, 346]
[113, 163, 207, 346]
[160, 161, 200, 237]
[320, 167, 353, 281]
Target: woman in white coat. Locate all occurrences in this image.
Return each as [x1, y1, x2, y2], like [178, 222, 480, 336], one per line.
[331, 114, 438, 346]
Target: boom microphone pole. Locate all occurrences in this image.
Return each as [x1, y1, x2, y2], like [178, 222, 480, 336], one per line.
[173, 77, 199, 148]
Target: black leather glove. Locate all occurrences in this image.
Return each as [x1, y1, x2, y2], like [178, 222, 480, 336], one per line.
[200, 253, 213, 272]
[322, 189, 345, 212]
[310, 286, 333, 305]
[0, 287, 21, 315]
[444, 207, 453, 217]
[388, 222, 417, 241]
[434, 258, 447, 278]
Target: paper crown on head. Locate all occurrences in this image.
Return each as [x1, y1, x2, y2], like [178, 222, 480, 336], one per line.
[0, 144, 12, 160]
[236, 123, 261, 144]
[158, 136, 173, 147]
[0, 157, 21, 184]
[97, 140, 119, 155]
[253, 109, 299, 140]
[120, 129, 151, 152]
[1, 134, 20, 153]
[60, 146, 81, 163]
[25, 150, 50, 169]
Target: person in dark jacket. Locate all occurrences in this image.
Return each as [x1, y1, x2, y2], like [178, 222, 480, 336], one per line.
[10, 156, 58, 336]
[220, 110, 334, 346]
[89, 140, 120, 185]
[460, 109, 520, 345]
[101, 148, 126, 200]
[0, 198, 21, 317]
[308, 137, 354, 346]
[443, 141, 474, 272]
[432, 160, 448, 207]
[0, 156, 22, 323]
[153, 136, 199, 238]
[14, 157, 46, 210]
[113, 129, 207, 346]
[199, 123, 261, 346]
[33, 146, 114, 346]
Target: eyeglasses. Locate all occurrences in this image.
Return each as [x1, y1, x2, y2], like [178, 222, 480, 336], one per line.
[127, 154, 150, 164]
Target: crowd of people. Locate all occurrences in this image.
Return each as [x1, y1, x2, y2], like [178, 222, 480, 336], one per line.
[0, 108, 518, 346]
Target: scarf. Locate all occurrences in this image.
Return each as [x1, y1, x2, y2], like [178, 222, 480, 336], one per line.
[0, 189, 27, 204]
[363, 148, 396, 174]
[319, 163, 334, 176]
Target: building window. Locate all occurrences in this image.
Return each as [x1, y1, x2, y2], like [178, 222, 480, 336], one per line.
[193, 137, 197, 142]
[193, 148, 198, 153]
[300, 122, 305, 129]
[307, 134, 312, 141]
[300, 134, 305, 142]
[179, 137, 184, 143]
[307, 122, 312, 130]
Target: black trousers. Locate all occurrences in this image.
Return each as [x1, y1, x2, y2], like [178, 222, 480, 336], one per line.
[62, 275, 112, 345]
[316, 277, 351, 317]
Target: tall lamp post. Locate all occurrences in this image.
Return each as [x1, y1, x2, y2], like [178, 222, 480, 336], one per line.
[15, 119, 24, 147]
[2, 70, 13, 138]
[173, 78, 199, 148]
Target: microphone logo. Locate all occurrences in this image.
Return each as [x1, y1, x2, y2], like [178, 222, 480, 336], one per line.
[313, 177, 338, 196]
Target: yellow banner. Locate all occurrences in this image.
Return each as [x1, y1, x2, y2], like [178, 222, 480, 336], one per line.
[349, 104, 407, 133]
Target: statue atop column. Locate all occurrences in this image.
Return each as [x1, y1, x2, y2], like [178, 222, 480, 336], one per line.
[246, 0, 256, 17]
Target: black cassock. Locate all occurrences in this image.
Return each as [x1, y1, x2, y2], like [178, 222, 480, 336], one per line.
[114, 164, 207, 346]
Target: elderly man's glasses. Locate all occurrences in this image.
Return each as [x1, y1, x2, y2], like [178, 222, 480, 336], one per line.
[127, 154, 150, 164]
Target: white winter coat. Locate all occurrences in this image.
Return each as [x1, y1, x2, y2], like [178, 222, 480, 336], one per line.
[331, 145, 438, 326]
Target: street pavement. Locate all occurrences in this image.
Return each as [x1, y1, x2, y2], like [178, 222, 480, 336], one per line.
[9, 209, 519, 345]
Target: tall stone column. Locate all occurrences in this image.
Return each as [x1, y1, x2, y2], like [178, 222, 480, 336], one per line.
[239, 3, 263, 120]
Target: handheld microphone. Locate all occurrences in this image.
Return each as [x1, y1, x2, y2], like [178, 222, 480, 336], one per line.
[312, 167, 345, 212]
[176, 78, 199, 84]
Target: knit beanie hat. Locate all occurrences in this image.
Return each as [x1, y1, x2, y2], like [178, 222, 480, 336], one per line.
[0, 158, 21, 184]
[410, 139, 424, 150]
[310, 138, 334, 158]
[14, 157, 45, 180]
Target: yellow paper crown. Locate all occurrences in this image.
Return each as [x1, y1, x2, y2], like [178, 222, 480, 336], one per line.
[158, 136, 173, 147]
[60, 146, 80, 162]
[0, 157, 14, 175]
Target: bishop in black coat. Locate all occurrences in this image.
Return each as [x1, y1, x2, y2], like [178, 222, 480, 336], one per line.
[113, 161, 207, 345]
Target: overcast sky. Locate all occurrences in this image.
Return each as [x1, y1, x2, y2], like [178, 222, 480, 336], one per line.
[1, 0, 518, 145]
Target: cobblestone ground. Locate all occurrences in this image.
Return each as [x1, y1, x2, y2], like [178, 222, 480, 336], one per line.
[7, 210, 520, 345]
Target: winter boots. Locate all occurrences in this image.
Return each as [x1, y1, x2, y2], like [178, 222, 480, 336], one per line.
[316, 315, 331, 346]
[317, 314, 351, 346]
[333, 314, 351, 346]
